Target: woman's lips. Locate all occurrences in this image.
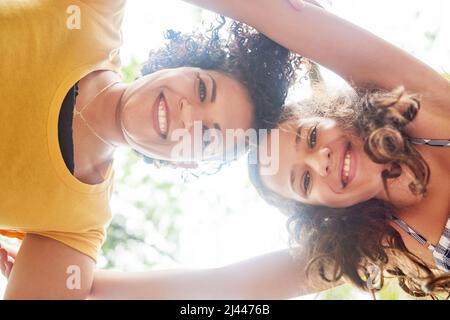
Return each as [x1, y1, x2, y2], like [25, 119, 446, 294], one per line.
[152, 93, 170, 139]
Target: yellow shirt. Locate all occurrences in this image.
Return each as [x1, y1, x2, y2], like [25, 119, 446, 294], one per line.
[0, 0, 126, 261]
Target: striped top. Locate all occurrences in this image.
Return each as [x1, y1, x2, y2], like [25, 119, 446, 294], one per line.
[390, 137, 450, 272]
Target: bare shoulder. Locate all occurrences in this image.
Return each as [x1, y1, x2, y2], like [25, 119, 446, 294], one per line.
[3, 234, 95, 299]
[406, 79, 450, 140]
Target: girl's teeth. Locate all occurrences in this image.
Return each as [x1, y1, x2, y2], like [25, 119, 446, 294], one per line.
[344, 166, 349, 177]
[342, 151, 351, 184]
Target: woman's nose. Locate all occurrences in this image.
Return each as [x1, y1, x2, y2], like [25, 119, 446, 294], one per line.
[179, 98, 197, 131]
[307, 147, 331, 177]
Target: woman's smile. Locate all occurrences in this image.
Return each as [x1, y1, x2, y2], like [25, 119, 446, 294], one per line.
[152, 92, 170, 140]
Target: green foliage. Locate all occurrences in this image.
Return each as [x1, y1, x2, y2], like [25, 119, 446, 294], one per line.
[121, 57, 141, 83]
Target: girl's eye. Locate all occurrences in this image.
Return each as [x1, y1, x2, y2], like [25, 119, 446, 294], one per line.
[308, 125, 318, 148]
[198, 76, 207, 102]
[303, 171, 311, 194]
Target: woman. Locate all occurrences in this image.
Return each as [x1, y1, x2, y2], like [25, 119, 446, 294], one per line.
[0, 0, 300, 299]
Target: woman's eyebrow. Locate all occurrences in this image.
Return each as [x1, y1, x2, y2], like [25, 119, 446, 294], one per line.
[295, 125, 303, 145]
[207, 73, 217, 102]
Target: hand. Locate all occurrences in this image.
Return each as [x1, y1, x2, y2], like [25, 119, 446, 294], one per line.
[0, 242, 18, 279]
[288, 0, 325, 10]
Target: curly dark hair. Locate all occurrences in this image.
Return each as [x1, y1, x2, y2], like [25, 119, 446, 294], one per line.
[248, 87, 450, 299]
[133, 16, 302, 167]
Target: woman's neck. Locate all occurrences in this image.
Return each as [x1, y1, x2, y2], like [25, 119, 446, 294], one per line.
[73, 71, 130, 167]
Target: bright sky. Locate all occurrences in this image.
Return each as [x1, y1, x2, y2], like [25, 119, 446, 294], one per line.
[1, 0, 449, 299]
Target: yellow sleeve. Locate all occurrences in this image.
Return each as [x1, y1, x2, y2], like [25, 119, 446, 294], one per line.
[79, 0, 127, 30]
[30, 229, 107, 263]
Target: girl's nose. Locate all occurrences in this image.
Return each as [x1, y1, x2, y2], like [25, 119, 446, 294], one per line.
[307, 147, 331, 177]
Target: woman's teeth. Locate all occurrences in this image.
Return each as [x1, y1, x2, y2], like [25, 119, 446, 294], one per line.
[158, 97, 167, 136]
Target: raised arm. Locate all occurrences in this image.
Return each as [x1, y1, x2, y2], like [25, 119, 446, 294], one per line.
[183, 0, 450, 118]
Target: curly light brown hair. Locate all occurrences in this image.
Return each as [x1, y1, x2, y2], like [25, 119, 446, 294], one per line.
[248, 87, 450, 299]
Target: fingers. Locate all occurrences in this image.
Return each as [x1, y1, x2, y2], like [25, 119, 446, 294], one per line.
[0, 247, 15, 279]
[0, 248, 7, 263]
[0, 243, 18, 259]
[0, 248, 6, 277]
[5, 260, 13, 278]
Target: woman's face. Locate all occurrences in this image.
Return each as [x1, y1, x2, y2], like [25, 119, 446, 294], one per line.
[119, 67, 254, 162]
[258, 117, 387, 208]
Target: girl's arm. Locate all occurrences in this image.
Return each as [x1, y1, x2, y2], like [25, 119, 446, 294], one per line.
[89, 249, 338, 299]
[183, 0, 450, 119]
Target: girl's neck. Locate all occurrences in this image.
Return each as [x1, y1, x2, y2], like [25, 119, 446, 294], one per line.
[377, 145, 450, 211]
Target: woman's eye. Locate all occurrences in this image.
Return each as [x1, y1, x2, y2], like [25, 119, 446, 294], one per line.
[198, 76, 207, 102]
[308, 125, 318, 148]
[303, 171, 311, 194]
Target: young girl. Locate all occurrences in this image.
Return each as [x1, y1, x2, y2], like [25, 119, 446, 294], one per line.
[249, 86, 450, 297]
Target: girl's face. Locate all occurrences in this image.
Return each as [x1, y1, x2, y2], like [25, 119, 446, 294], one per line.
[259, 117, 387, 208]
[119, 67, 254, 162]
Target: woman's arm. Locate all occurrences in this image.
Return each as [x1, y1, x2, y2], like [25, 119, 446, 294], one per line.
[183, 0, 450, 118]
[3, 234, 94, 299]
[1, 243, 341, 299]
